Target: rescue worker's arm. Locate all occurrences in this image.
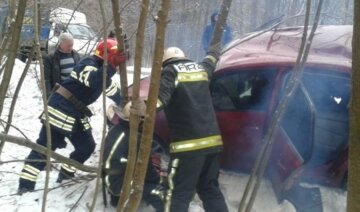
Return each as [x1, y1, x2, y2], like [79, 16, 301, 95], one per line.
[81, 51, 126, 90]
[74, 62, 121, 106]
[106, 80, 121, 105]
[200, 52, 219, 80]
[43, 54, 53, 97]
[87, 66, 121, 105]
[156, 67, 177, 111]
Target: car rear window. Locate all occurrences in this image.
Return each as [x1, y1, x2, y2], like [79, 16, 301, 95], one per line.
[210, 68, 277, 111]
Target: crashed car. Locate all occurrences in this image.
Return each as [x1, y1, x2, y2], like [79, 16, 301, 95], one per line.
[122, 25, 351, 210]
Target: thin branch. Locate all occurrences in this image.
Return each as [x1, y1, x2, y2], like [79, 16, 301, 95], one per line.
[116, 0, 149, 210]
[69, 185, 89, 212]
[0, 45, 35, 158]
[238, 0, 324, 211]
[111, 0, 129, 107]
[88, 0, 108, 211]
[0, 119, 30, 141]
[0, 132, 97, 172]
[33, 2, 53, 211]
[0, 0, 27, 117]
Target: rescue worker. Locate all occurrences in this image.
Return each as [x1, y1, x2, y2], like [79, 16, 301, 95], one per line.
[18, 38, 126, 194]
[155, 47, 228, 211]
[44, 32, 80, 96]
[103, 102, 164, 211]
[202, 10, 232, 53]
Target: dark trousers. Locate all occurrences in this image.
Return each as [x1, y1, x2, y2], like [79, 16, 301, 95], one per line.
[165, 153, 228, 212]
[19, 124, 95, 188]
[105, 123, 164, 211]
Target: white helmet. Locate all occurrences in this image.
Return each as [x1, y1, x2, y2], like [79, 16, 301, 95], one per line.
[163, 47, 185, 62]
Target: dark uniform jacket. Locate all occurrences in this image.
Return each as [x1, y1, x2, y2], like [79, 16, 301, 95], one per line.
[44, 55, 121, 135]
[157, 54, 223, 157]
[103, 121, 160, 196]
[44, 49, 81, 96]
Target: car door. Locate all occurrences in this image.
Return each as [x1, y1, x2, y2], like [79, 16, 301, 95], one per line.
[269, 77, 315, 200]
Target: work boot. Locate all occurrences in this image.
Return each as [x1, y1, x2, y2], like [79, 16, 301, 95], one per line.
[18, 179, 36, 195]
[56, 167, 75, 183]
[110, 194, 119, 207]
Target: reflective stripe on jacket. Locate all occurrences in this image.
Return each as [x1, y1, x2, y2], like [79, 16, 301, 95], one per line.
[157, 54, 223, 156]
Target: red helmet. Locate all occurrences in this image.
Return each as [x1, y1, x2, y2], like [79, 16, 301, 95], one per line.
[95, 38, 118, 61]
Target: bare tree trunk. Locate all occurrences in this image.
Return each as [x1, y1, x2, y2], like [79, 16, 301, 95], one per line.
[347, 0, 360, 211]
[0, 45, 35, 158]
[111, 0, 129, 107]
[33, 1, 52, 211]
[238, 0, 324, 211]
[8, 0, 16, 18]
[88, 1, 109, 211]
[116, 0, 150, 210]
[125, 0, 171, 211]
[208, 0, 233, 55]
[0, 132, 97, 172]
[0, 0, 16, 66]
[0, 0, 27, 117]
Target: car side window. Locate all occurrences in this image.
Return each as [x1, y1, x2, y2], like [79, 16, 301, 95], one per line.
[280, 68, 350, 165]
[302, 71, 350, 114]
[210, 69, 276, 111]
[302, 70, 350, 165]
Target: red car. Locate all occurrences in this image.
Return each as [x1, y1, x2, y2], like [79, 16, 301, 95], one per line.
[127, 25, 351, 210]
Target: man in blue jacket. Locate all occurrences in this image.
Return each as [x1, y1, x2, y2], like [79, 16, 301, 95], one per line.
[18, 38, 126, 193]
[202, 11, 232, 53]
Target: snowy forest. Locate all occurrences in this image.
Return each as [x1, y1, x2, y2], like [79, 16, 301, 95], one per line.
[0, 0, 359, 212]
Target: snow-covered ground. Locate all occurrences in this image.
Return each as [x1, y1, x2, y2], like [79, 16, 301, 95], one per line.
[0, 59, 346, 211]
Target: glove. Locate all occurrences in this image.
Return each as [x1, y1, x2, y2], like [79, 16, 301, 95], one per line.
[106, 104, 120, 125]
[109, 50, 126, 68]
[130, 99, 147, 117]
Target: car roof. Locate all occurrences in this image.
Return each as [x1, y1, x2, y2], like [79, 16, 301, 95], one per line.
[217, 25, 353, 72]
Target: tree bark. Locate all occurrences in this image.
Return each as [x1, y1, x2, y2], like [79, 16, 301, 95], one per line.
[0, 133, 97, 172]
[111, 0, 129, 107]
[347, 0, 360, 211]
[116, 0, 149, 211]
[88, 0, 109, 211]
[0, 0, 27, 117]
[33, 2, 52, 211]
[125, 0, 171, 211]
[208, 0, 233, 55]
[0, 0, 16, 67]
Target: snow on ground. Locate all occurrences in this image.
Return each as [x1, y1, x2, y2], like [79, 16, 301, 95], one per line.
[0, 59, 346, 211]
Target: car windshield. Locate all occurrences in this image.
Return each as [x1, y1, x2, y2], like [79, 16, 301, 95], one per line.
[67, 24, 95, 39]
[210, 68, 277, 111]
